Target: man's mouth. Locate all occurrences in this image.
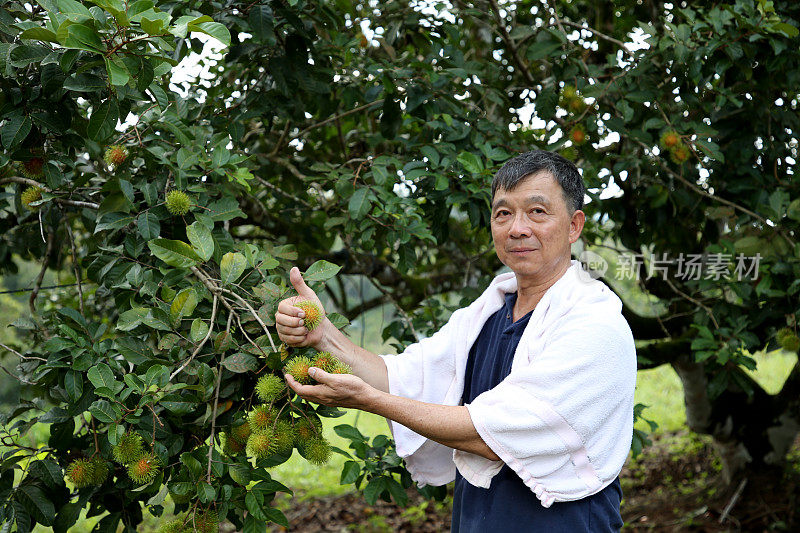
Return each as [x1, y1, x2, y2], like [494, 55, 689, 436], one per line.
[509, 248, 536, 254]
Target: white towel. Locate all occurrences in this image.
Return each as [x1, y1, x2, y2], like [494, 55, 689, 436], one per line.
[379, 260, 637, 507]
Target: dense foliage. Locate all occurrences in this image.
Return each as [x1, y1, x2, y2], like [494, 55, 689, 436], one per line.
[0, 0, 799, 530]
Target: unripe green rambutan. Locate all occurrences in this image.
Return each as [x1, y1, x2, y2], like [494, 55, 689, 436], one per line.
[312, 352, 351, 375]
[781, 333, 800, 353]
[248, 405, 276, 433]
[193, 510, 219, 533]
[295, 300, 324, 331]
[255, 373, 285, 403]
[246, 431, 277, 459]
[223, 432, 245, 456]
[299, 437, 331, 465]
[127, 452, 160, 485]
[272, 420, 296, 455]
[157, 518, 187, 533]
[669, 143, 691, 164]
[285, 355, 314, 385]
[113, 432, 145, 465]
[103, 145, 129, 167]
[165, 190, 191, 216]
[560, 85, 578, 102]
[20, 157, 44, 178]
[776, 327, 793, 344]
[87, 456, 110, 485]
[230, 422, 252, 445]
[21, 186, 43, 210]
[66, 458, 95, 488]
[293, 417, 322, 446]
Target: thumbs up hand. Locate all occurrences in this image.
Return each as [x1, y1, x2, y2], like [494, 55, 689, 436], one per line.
[276, 267, 327, 348]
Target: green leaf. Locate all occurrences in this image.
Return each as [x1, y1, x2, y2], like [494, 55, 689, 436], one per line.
[63, 73, 106, 92]
[1, 114, 32, 149]
[89, 399, 118, 423]
[190, 318, 209, 342]
[88, 364, 123, 394]
[64, 370, 83, 402]
[17, 485, 55, 526]
[160, 393, 194, 414]
[186, 221, 214, 261]
[243, 516, 267, 533]
[348, 188, 372, 219]
[170, 288, 199, 322]
[135, 212, 160, 240]
[248, 5, 274, 42]
[116, 307, 148, 331]
[189, 21, 231, 47]
[245, 491, 267, 520]
[64, 24, 104, 52]
[57, 0, 92, 20]
[208, 197, 245, 222]
[304, 260, 341, 282]
[142, 309, 172, 331]
[333, 424, 366, 441]
[220, 252, 247, 285]
[147, 239, 201, 268]
[20, 27, 60, 43]
[87, 99, 119, 142]
[457, 151, 484, 174]
[363, 476, 387, 504]
[105, 56, 130, 86]
[29, 459, 64, 489]
[221, 352, 257, 373]
[340, 461, 360, 484]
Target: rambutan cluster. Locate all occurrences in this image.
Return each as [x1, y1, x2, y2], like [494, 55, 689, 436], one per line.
[157, 510, 218, 533]
[659, 130, 692, 165]
[111, 431, 161, 485]
[65, 456, 109, 487]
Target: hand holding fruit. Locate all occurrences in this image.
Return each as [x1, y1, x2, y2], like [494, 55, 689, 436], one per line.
[275, 267, 328, 348]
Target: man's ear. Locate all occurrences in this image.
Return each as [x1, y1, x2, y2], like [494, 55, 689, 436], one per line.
[569, 210, 586, 243]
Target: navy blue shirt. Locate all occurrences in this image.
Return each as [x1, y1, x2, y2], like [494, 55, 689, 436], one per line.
[452, 292, 624, 532]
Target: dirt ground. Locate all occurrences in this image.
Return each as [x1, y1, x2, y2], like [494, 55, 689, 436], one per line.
[264, 432, 799, 532]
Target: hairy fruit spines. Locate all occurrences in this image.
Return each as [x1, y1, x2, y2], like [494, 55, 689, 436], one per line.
[659, 130, 681, 150]
[20, 186, 43, 211]
[295, 300, 324, 331]
[255, 373, 285, 403]
[299, 437, 331, 465]
[66, 458, 94, 488]
[780, 332, 800, 352]
[230, 422, 252, 445]
[222, 432, 245, 455]
[113, 431, 145, 465]
[87, 456, 110, 485]
[194, 510, 219, 533]
[248, 405, 276, 433]
[293, 417, 322, 446]
[285, 355, 314, 384]
[126, 452, 160, 485]
[669, 143, 691, 164]
[246, 431, 277, 459]
[569, 125, 587, 146]
[157, 519, 187, 533]
[20, 157, 44, 178]
[103, 145, 129, 167]
[312, 352, 351, 375]
[165, 190, 191, 216]
[272, 420, 296, 454]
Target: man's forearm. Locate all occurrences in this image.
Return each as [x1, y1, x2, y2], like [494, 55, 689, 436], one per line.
[315, 320, 390, 393]
[360, 388, 500, 461]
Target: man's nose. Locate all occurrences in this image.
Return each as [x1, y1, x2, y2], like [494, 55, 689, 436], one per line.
[509, 214, 531, 238]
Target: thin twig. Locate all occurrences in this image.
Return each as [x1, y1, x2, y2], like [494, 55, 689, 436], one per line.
[664, 278, 719, 330]
[0, 363, 36, 385]
[169, 294, 219, 380]
[0, 177, 100, 209]
[219, 287, 276, 351]
[0, 342, 47, 362]
[206, 314, 232, 482]
[295, 101, 381, 138]
[62, 209, 85, 318]
[560, 20, 635, 58]
[719, 478, 747, 524]
[30, 228, 55, 315]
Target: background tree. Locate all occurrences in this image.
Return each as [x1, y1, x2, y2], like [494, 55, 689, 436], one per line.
[0, 0, 798, 530]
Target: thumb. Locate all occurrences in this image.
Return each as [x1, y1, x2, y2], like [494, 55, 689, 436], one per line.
[289, 266, 315, 298]
[308, 366, 329, 383]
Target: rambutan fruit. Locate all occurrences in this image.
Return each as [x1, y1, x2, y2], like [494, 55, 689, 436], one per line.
[157, 519, 187, 533]
[659, 130, 681, 150]
[20, 157, 44, 178]
[560, 85, 578, 102]
[87, 456, 110, 485]
[284, 356, 314, 385]
[20, 186, 43, 210]
[781, 333, 800, 353]
[193, 510, 219, 533]
[255, 373, 285, 403]
[293, 416, 322, 447]
[165, 190, 191, 216]
[66, 458, 94, 488]
[230, 422, 252, 445]
[272, 420, 296, 455]
[248, 405, 276, 433]
[295, 300, 324, 331]
[127, 452, 160, 485]
[299, 437, 331, 465]
[776, 327, 793, 344]
[311, 351, 352, 375]
[569, 125, 587, 146]
[246, 431, 277, 459]
[103, 145, 129, 167]
[113, 432, 145, 465]
[222, 432, 245, 455]
[669, 143, 691, 164]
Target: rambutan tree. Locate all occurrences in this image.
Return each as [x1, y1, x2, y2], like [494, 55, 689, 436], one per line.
[1, 0, 799, 530]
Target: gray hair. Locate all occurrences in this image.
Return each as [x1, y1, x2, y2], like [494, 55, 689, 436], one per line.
[491, 150, 585, 212]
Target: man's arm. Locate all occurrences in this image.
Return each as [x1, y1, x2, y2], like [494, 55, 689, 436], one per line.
[285, 368, 501, 461]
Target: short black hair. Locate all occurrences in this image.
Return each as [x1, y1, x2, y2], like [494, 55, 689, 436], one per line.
[491, 150, 585, 212]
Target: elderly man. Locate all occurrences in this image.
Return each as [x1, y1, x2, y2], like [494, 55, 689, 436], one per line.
[276, 150, 636, 532]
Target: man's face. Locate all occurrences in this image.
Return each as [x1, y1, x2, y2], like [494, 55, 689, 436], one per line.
[490, 171, 585, 283]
